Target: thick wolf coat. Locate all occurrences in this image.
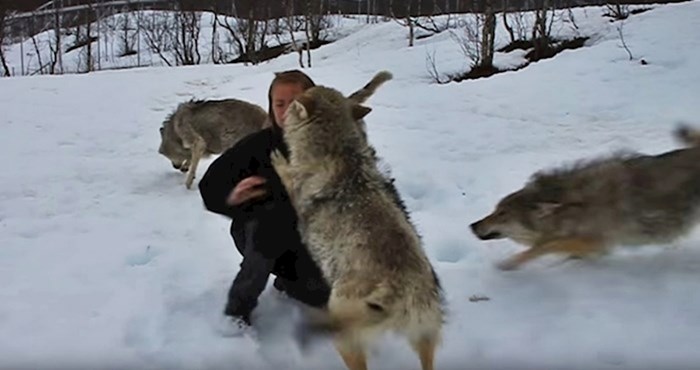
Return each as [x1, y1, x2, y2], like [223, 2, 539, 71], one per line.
[158, 98, 268, 189]
[270, 72, 444, 370]
[471, 125, 700, 270]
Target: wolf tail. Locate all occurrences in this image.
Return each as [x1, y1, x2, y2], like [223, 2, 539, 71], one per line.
[347, 71, 393, 104]
[673, 124, 700, 147]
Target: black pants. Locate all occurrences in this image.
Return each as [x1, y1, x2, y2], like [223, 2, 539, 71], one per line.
[225, 218, 330, 323]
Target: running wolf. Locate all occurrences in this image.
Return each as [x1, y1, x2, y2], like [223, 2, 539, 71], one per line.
[270, 72, 444, 370]
[158, 98, 268, 189]
[470, 125, 700, 270]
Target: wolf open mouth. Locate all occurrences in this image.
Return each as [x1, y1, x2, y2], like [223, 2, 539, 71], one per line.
[481, 231, 503, 240]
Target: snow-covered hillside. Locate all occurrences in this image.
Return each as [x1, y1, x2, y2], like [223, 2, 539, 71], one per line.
[3, 11, 364, 76]
[1, 2, 700, 369]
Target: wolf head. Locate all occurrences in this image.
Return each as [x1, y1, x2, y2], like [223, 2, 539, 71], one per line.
[470, 187, 565, 247]
[282, 71, 392, 152]
[282, 85, 374, 159]
[158, 123, 190, 173]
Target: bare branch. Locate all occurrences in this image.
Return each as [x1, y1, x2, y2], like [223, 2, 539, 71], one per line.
[425, 48, 450, 84]
[450, 15, 483, 68]
[616, 21, 634, 60]
[138, 11, 173, 67]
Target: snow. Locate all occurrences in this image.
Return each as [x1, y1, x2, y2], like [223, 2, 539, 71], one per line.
[2, 2, 700, 369]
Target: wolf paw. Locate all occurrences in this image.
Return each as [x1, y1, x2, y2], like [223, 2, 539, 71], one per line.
[270, 149, 295, 194]
[270, 149, 289, 169]
[270, 150, 292, 178]
[185, 172, 195, 189]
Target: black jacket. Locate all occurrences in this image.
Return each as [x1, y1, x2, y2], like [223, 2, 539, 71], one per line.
[198, 125, 330, 321]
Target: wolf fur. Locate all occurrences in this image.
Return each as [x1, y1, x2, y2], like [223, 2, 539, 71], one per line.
[270, 72, 444, 370]
[470, 125, 700, 270]
[158, 98, 268, 189]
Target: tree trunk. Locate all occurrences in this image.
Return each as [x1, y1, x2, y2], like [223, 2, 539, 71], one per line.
[481, 1, 496, 68]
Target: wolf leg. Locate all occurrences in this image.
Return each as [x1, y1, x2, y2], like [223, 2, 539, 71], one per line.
[498, 238, 604, 270]
[334, 336, 368, 370]
[409, 333, 440, 370]
[270, 150, 294, 192]
[185, 137, 206, 189]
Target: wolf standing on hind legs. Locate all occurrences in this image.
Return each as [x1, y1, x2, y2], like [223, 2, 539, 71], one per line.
[271, 71, 445, 370]
[470, 124, 700, 271]
[198, 71, 332, 333]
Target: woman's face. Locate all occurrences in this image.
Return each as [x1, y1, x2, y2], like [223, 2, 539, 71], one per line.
[271, 82, 305, 128]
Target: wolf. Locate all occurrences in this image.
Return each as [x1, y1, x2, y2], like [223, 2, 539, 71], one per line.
[470, 125, 700, 271]
[158, 98, 268, 189]
[270, 72, 445, 370]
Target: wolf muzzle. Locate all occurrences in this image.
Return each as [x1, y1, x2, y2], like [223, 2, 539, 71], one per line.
[470, 220, 503, 240]
[172, 162, 189, 172]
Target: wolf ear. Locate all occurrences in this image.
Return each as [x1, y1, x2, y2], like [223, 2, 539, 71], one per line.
[535, 202, 561, 218]
[288, 100, 309, 121]
[293, 94, 315, 120]
[352, 105, 372, 120]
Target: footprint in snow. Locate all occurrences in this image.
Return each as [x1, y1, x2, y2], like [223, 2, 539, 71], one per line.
[126, 245, 158, 267]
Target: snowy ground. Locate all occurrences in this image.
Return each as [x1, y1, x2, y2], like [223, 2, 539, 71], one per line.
[2, 2, 700, 369]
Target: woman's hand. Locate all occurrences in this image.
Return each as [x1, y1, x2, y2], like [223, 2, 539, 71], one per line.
[227, 176, 268, 206]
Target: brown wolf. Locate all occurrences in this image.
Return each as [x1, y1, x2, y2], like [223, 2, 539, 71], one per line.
[158, 98, 267, 189]
[270, 72, 444, 370]
[470, 125, 700, 270]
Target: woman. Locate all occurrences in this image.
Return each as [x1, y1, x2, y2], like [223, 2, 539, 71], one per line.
[198, 70, 331, 332]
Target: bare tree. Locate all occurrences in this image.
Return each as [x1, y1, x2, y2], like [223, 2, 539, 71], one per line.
[29, 15, 44, 75]
[389, 0, 416, 47]
[0, 4, 11, 77]
[210, 11, 224, 64]
[80, 3, 95, 73]
[135, 3, 142, 67]
[117, 12, 138, 57]
[481, 0, 496, 69]
[303, 0, 329, 48]
[414, 0, 457, 34]
[282, 0, 305, 67]
[47, 0, 64, 75]
[450, 0, 496, 71]
[502, 0, 530, 44]
[605, 1, 630, 20]
[100, 5, 119, 63]
[529, 0, 556, 60]
[172, 7, 201, 65]
[564, 7, 580, 34]
[215, 2, 269, 65]
[302, 0, 319, 67]
[139, 11, 174, 66]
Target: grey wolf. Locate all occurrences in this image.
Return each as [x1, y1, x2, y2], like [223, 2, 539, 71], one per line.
[270, 71, 444, 370]
[470, 125, 700, 270]
[158, 98, 267, 189]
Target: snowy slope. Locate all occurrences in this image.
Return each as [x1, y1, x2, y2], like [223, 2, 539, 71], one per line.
[2, 2, 700, 369]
